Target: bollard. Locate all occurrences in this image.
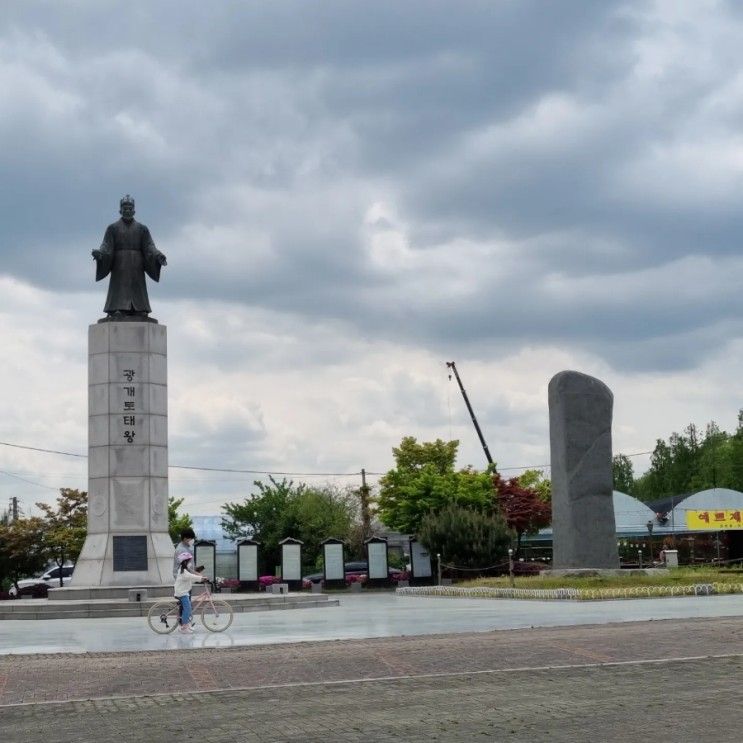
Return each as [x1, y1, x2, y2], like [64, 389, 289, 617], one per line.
[508, 548, 515, 588]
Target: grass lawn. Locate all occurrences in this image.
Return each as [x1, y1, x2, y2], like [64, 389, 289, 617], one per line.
[459, 567, 743, 591]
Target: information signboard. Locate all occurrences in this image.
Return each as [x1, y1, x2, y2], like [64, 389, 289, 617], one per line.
[282, 543, 302, 581]
[324, 542, 344, 581]
[238, 542, 258, 582]
[194, 541, 216, 582]
[410, 540, 432, 578]
[367, 540, 388, 579]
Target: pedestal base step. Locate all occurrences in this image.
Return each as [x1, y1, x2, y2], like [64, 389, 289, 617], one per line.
[0, 593, 337, 620]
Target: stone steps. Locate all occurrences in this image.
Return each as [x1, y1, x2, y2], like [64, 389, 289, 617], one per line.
[0, 593, 338, 620]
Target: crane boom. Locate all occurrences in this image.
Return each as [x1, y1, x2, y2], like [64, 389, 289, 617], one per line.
[446, 361, 494, 467]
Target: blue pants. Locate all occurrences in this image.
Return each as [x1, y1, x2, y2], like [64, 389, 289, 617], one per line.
[178, 595, 192, 625]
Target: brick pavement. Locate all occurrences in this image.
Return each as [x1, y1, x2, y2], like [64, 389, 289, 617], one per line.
[2, 618, 743, 741]
[2, 656, 742, 742]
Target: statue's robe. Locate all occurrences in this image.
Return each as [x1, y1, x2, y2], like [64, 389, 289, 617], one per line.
[95, 218, 164, 314]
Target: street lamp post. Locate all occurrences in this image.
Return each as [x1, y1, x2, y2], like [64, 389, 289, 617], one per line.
[638, 548, 643, 570]
[508, 548, 514, 587]
[646, 520, 654, 564]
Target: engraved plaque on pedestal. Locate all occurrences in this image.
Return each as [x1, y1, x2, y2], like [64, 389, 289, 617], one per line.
[113, 535, 148, 572]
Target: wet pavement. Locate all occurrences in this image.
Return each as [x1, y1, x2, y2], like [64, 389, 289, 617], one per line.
[1, 591, 743, 655]
[3, 616, 743, 741]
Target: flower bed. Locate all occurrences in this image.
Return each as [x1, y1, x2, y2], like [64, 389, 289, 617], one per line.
[396, 582, 743, 601]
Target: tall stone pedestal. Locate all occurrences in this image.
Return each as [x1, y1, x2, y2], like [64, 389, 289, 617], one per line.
[72, 321, 174, 587]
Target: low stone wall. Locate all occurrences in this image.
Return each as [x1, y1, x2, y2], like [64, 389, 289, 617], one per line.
[396, 583, 743, 601]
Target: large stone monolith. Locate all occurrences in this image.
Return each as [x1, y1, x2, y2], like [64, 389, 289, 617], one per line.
[549, 370, 619, 569]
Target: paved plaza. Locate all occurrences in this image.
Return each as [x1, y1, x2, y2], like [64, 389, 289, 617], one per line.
[3, 592, 743, 654]
[1, 594, 743, 741]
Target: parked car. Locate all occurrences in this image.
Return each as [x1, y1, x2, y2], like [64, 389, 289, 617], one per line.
[15, 583, 50, 599]
[8, 565, 74, 596]
[303, 561, 403, 584]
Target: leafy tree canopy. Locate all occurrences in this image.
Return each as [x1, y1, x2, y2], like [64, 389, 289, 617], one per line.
[493, 473, 551, 555]
[623, 413, 743, 501]
[36, 488, 87, 577]
[221, 477, 357, 571]
[377, 437, 493, 535]
[612, 454, 635, 494]
[516, 469, 551, 502]
[168, 496, 193, 543]
[0, 516, 48, 591]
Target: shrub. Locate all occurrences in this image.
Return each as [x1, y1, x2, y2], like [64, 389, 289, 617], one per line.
[345, 574, 367, 584]
[419, 504, 511, 570]
[513, 561, 546, 577]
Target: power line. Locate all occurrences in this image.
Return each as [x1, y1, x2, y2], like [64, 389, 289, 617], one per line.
[0, 441, 86, 458]
[0, 440, 363, 477]
[0, 469, 60, 491]
[171, 464, 363, 477]
[0, 439, 658, 479]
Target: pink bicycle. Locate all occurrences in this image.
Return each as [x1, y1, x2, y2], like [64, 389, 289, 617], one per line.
[147, 580, 233, 634]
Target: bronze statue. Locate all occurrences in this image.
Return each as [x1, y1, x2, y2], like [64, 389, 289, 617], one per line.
[92, 195, 167, 320]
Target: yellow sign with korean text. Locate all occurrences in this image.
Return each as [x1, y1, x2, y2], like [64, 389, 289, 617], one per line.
[686, 509, 743, 530]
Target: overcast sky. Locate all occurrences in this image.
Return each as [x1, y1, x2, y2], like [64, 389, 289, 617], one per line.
[2, 1, 743, 517]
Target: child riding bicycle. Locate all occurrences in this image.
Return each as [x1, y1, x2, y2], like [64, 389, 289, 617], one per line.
[174, 552, 206, 634]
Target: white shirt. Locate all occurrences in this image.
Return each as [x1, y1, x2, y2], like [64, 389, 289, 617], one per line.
[174, 569, 204, 598]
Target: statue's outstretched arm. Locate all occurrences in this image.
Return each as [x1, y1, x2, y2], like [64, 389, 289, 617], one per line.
[93, 226, 114, 282]
[142, 227, 166, 281]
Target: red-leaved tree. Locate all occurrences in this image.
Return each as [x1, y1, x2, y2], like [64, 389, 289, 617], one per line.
[492, 474, 551, 556]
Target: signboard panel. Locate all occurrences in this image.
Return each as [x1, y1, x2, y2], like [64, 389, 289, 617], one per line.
[282, 543, 301, 580]
[410, 540, 432, 578]
[238, 543, 258, 581]
[686, 509, 743, 530]
[324, 543, 344, 581]
[195, 543, 216, 582]
[112, 535, 148, 572]
[367, 541, 388, 579]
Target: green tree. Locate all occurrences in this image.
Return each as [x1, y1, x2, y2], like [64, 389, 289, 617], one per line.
[633, 414, 743, 500]
[516, 469, 551, 502]
[168, 497, 193, 543]
[293, 487, 357, 569]
[221, 477, 357, 571]
[0, 517, 49, 592]
[418, 504, 511, 569]
[36, 489, 87, 584]
[612, 454, 635, 494]
[377, 437, 493, 534]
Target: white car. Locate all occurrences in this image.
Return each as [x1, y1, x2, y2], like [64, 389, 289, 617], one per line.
[8, 565, 75, 596]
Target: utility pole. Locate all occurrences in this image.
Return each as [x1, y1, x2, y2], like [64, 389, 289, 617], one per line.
[359, 469, 372, 541]
[10, 496, 18, 523]
[446, 361, 494, 467]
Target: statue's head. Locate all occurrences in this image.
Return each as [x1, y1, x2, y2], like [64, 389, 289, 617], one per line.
[119, 194, 135, 222]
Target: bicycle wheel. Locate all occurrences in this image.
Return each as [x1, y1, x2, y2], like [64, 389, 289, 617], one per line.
[200, 599, 234, 632]
[147, 600, 180, 634]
